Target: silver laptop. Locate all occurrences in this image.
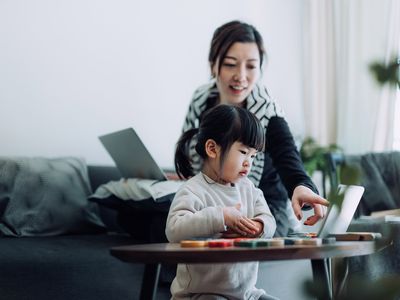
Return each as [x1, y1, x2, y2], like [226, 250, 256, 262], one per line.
[317, 185, 364, 238]
[99, 128, 168, 181]
[289, 185, 365, 238]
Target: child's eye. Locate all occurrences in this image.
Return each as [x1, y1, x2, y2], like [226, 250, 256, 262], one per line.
[250, 154, 256, 159]
[239, 150, 247, 155]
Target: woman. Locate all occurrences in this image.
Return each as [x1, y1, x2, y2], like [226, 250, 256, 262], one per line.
[182, 20, 328, 236]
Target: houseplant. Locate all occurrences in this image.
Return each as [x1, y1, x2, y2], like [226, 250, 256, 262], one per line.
[300, 137, 342, 178]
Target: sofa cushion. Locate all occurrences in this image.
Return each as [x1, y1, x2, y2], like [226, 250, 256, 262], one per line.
[344, 152, 400, 216]
[0, 157, 105, 236]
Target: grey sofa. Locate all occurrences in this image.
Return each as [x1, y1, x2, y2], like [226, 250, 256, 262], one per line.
[0, 160, 317, 300]
[0, 164, 173, 300]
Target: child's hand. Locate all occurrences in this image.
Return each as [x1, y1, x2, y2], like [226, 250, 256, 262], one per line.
[245, 219, 264, 238]
[220, 228, 241, 238]
[222, 203, 258, 236]
[221, 219, 264, 238]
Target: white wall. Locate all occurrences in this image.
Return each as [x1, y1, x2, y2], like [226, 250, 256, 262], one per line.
[0, 0, 305, 169]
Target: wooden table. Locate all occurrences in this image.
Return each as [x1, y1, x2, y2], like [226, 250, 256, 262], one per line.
[110, 241, 388, 300]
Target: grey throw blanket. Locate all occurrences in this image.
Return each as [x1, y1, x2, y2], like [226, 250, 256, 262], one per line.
[0, 157, 105, 236]
[345, 151, 400, 216]
[89, 178, 182, 201]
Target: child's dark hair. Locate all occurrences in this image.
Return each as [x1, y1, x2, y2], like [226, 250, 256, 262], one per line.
[175, 104, 265, 179]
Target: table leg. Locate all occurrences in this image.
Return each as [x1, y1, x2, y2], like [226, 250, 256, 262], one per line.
[332, 257, 349, 298]
[311, 259, 332, 300]
[139, 263, 161, 300]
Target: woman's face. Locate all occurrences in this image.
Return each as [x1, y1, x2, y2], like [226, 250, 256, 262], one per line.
[213, 42, 261, 105]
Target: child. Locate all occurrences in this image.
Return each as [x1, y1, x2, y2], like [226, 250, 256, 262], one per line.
[166, 104, 278, 300]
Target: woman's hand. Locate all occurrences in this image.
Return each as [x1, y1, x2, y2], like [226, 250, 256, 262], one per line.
[222, 203, 258, 236]
[291, 185, 329, 225]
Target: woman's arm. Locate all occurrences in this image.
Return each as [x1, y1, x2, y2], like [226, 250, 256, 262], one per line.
[265, 117, 329, 225]
[265, 116, 318, 197]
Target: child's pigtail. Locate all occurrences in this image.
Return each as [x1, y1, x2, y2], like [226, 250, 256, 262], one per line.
[174, 128, 199, 180]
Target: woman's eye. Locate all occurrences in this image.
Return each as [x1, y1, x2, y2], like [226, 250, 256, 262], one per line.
[223, 63, 235, 67]
[247, 65, 257, 70]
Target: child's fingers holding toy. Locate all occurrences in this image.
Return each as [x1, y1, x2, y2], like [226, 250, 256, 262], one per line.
[245, 219, 264, 238]
[228, 217, 258, 236]
[223, 204, 261, 236]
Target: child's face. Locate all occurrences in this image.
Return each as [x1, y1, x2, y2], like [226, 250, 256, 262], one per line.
[220, 141, 257, 184]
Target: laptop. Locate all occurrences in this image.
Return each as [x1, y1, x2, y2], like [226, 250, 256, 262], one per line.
[289, 185, 365, 239]
[99, 128, 168, 181]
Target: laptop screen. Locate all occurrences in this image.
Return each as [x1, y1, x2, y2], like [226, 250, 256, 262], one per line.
[317, 185, 365, 238]
[99, 128, 167, 181]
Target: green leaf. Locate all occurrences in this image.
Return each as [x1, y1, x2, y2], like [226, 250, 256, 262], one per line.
[369, 57, 400, 87]
[339, 164, 361, 186]
[300, 137, 343, 178]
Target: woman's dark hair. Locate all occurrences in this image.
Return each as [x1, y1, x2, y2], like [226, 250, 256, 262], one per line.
[209, 20, 266, 75]
[175, 104, 265, 179]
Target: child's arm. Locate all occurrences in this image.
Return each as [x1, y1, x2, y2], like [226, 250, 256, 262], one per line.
[165, 187, 226, 243]
[252, 188, 277, 238]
